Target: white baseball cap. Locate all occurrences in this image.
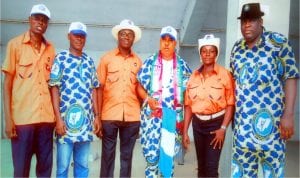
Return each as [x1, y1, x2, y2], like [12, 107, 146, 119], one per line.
[30, 4, 51, 19]
[198, 34, 220, 61]
[160, 26, 177, 41]
[112, 19, 142, 43]
[68, 22, 87, 36]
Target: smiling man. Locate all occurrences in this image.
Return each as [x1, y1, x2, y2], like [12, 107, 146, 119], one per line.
[96, 19, 142, 178]
[49, 22, 100, 178]
[2, 4, 55, 177]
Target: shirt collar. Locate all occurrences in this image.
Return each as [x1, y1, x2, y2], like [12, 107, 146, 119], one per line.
[22, 31, 49, 46]
[197, 63, 220, 74]
[114, 47, 134, 57]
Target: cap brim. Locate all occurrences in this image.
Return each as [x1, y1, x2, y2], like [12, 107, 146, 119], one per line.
[160, 33, 176, 41]
[112, 25, 142, 43]
[31, 13, 50, 19]
[70, 30, 87, 36]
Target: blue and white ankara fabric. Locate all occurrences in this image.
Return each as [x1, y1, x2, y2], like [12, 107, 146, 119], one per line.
[158, 107, 176, 178]
[49, 50, 100, 144]
[230, 30, 299, 177]
[137, 52, 191, 178]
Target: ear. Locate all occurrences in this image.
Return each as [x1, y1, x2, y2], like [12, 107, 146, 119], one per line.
[67, 33, 71, 40]
[259, 18, 263, 26]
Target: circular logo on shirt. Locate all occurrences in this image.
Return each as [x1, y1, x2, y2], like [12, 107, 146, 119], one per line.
[231, 158, 243, 177]
[79, 63, 86, 82]
[271, 33, 285, 44]
[238, 63, 259, 86]
[50, 61, 62, 81]
[276, 59, 284, 77]
[261, 160, 275, 177]
[65, 105, 86, 134]
[252, 109, 274, 140]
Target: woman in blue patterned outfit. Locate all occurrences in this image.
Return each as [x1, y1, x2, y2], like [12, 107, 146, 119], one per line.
[49, 22, 101, 178]
[137, 26, 192, 178]
[230, 3, 299, 178]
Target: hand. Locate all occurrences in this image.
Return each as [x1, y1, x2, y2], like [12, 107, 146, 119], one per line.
[94, 118, 103, 139]
[279, 112, 294, 140]
[210, 128, 226, 149]
[182, 132, 190, 149]
[148, 97, 160, 110]
[55, 118, 67, 136]
[5, 119, 17, 138]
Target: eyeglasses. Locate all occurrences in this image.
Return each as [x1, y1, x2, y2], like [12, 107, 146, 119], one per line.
[119, 31, 135, 39]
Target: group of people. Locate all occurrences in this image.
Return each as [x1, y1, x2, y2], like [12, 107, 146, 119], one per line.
[2, 2, 299, 178]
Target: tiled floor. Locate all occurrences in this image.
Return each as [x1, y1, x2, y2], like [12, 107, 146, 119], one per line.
[0, 139, 299, 177]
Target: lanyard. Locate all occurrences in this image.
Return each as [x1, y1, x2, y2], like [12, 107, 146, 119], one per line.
[157, 52, 178, 110]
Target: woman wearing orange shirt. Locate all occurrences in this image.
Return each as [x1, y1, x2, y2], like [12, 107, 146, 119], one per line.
[182, 34, 235, 177]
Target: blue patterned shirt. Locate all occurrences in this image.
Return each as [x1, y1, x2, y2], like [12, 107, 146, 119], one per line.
[49, 50, 100, 144]
[230, 31, 299, 150]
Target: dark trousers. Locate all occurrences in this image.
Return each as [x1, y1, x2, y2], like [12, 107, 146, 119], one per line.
[192, 115, 224, 178]
[11, 123, 55, 178]
[100, 121, 140, 178]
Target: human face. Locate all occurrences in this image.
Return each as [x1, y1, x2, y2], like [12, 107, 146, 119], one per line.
[29, 14, 49, 35]
[68, 33, 86, 54]
[160, 35, 176, 59]
[200, 45, 217, 66]
[118, 29, 135, 50]
[240, 18, 263, 47]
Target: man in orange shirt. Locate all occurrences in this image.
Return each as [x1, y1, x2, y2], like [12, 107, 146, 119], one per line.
[2, 4, 55, 177]
[96, 19, 142, 178]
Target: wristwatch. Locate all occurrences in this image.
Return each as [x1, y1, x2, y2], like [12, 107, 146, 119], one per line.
[221, 125, 227, 130]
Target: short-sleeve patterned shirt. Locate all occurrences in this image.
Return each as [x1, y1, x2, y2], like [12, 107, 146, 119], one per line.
[230, 30, 299, 151]
[49, 50, 100, 144]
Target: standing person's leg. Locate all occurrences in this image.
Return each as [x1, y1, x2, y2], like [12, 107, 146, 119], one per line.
[203, 117, 224, 177]
[73, 141, 90, 178]
[141, 117, 161, 177]
[231, 146, 260, 177]
[204, 131, 222, 177]
[175, 142, 185, 165]
[119, 121, 140, 177]
[261, 139, 286, 177]
[56, 142, 73, 178]
[192, 117, 206, 177]
[11, 125, 35, 177]
[100, 121, 118, 177]
[34, 123, 55, 177]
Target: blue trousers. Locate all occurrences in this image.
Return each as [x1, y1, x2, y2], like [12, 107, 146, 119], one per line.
[56, 141, 90, 178]
[11, 123, 55, 177]
[192, 115, 224, 178]
[100, 121, 140, 178]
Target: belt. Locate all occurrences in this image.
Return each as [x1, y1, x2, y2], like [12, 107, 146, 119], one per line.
[195, 109, 225, 121]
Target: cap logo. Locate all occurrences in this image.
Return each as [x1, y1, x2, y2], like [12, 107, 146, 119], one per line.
[244, 4, 250, 12]
[166, 27, 172, 32]
[127, 20, 133, 25]
[205, 34, 214, 39]
[39, 5, 46, 11]
[77, 24, 83, 30]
